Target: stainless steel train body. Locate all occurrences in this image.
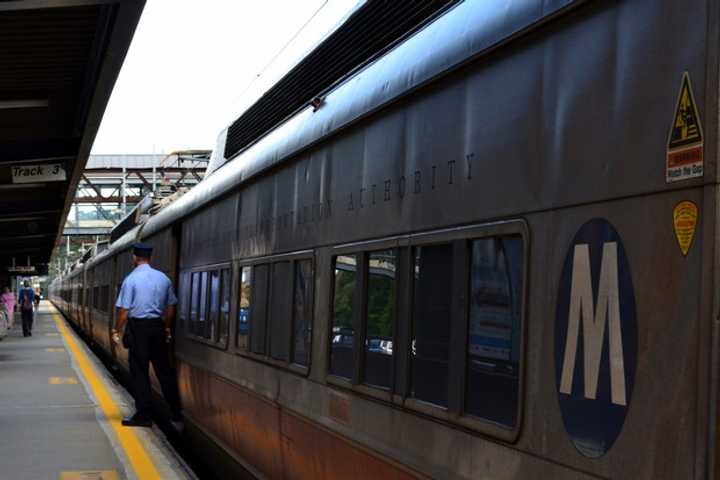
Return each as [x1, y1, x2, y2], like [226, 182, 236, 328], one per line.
[51, 0, 720, 478]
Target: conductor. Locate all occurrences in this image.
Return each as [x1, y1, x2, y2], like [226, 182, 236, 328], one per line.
[112, 243, 182, 427]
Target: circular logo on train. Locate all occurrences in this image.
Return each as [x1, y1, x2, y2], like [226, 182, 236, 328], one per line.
[554, 218, 637, 458]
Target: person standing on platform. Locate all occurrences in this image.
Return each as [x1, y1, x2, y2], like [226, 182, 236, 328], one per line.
[112, 243, 182, 427]
[0, 302, 7, 340]
[2, 287, 15, 330]
[34, 287, 41, 309]
[18, 281, 35, 337]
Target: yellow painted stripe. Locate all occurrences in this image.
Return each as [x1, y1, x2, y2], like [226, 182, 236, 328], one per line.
[49, 376, 78, 384]
[51, 310, 162, 480]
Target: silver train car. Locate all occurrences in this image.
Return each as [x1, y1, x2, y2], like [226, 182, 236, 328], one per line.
[51, 0, 720, 478]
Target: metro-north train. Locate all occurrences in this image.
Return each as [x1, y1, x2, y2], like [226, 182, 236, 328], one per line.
[51, 0, 720, 478]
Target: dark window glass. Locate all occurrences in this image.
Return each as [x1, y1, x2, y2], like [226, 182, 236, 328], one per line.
[219, 268, 231, 346]
[411, 244, 453, 407]
[292, 259, 313, 366]
[190, 272, 199, 334]
[269, 262, 292, 361]
[209, 270, 221, 341]
[199, 272, 209, 337]
[101, 285, 109, 313]
[93, 286, 99, 309]
[466, 236, 523, 427]
[330, 255, 357, 379]
[237, 266, 252, 349]
[250, 264, 269, 354]
[178, 272, 189, 327]
[363, 250, 395, 389]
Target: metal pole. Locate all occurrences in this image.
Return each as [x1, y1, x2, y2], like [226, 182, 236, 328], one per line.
[122, 164, 127, 214]
[66, 235, 70, 255]
[152, 165, 157, 193]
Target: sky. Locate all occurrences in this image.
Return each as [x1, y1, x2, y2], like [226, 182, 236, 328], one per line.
[91, 0, 361, 155]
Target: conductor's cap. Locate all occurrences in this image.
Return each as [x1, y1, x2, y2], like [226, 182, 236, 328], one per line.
[132, 243, 153, 258]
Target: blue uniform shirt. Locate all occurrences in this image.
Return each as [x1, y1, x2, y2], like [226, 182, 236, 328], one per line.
[18, 288, 34, 307]
[115, 264, 177, 319]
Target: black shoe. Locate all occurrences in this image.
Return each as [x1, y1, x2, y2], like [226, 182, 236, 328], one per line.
[121, 415, 152, 427]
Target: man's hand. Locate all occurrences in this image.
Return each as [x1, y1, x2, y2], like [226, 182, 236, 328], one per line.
[164, 327, 172, 344]
[111, 328, 122, 347]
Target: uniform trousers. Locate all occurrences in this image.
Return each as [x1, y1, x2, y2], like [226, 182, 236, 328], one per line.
[127, 318, 181, 420]
[21, 308, 33, 336]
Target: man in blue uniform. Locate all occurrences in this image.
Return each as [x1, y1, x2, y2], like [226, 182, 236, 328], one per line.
[112, 243, 182, 427]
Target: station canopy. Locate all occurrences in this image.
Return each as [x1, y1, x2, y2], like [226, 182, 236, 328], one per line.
[0, 0, 145, 276]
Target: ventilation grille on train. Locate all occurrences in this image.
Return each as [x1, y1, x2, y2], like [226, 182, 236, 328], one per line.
[223, 0, 459, 161]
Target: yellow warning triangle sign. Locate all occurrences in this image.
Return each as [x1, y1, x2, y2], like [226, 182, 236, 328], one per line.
[668, 72, 703, 150]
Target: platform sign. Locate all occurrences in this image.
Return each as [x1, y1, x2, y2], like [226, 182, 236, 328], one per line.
[11, 163, 66, 184]
[666, 72, 704, 183]
[7, 265, 36, 274]
[555, 219, 637, 458]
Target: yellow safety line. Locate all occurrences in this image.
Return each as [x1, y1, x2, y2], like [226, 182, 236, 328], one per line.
[50, 309, 162, 480]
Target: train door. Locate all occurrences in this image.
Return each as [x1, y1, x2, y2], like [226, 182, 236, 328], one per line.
[80, 270, 87, 333]
[169, 223, 181, 365]
[86, 268, 93, 341]
[110, 254, 119, 363]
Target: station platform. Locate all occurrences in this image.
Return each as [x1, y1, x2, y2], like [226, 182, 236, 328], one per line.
[0, 302, 195, 480]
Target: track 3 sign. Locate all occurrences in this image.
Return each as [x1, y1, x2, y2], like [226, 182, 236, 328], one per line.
[11, 163, 66, 184]
[555, 219, 637, 458]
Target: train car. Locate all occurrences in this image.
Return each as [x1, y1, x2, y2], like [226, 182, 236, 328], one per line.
[51, 0, 720, 478]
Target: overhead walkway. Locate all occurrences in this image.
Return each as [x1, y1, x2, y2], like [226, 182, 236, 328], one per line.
[0, 302, 193, 480]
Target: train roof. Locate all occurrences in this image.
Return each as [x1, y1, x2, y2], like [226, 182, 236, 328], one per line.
[138, 0, 588, 241]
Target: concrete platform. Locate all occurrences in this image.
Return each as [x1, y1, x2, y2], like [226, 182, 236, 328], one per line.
[0, 302, 195, 480]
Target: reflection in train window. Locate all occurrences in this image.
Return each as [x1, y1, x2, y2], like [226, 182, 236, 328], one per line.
[190, 272, 199, 333]
[269, 261, 292, 361]
[249, 264, 269, 355]
[363, 250, 395, 389]
[178, 272, 189, 328]
[219, 268, 231, 346]
[330, 255, 357, 379]
[199, 271, 209, 337]
[237, 266, 252, 350]
[293, 259, 313, 366]
[101, 285, 109, 313]
[411, 244, 453, 407]
[208, 270, 220, 341]
[465, 236, 523, 427]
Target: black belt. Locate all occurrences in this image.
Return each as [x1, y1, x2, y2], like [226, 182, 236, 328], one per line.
[129, 317, 161, 322]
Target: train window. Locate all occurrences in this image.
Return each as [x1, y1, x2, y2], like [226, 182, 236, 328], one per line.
[101, 285, 110, 313]
[363, 250, 395, 389]
[249, 264, 269, 355]
[292, 259, 313, 366]
[465, 236, 523, 427]
[237, 266, 252, 349]
[93, 286, 99, 309]
[330, 255, 358, 380]
[190, 272, 199, 334]
[199, 271, 209, 337]
[219, 268, 231, 347]
[208, 270, 220, 341]
[178, 272, 189, 328]
[269, 261, 292, 361]
[410, 244, 453, 407]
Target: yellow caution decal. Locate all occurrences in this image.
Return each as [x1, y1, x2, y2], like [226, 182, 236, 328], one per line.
[673, 201, 698, 256]
[666, 72, 704, 182]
